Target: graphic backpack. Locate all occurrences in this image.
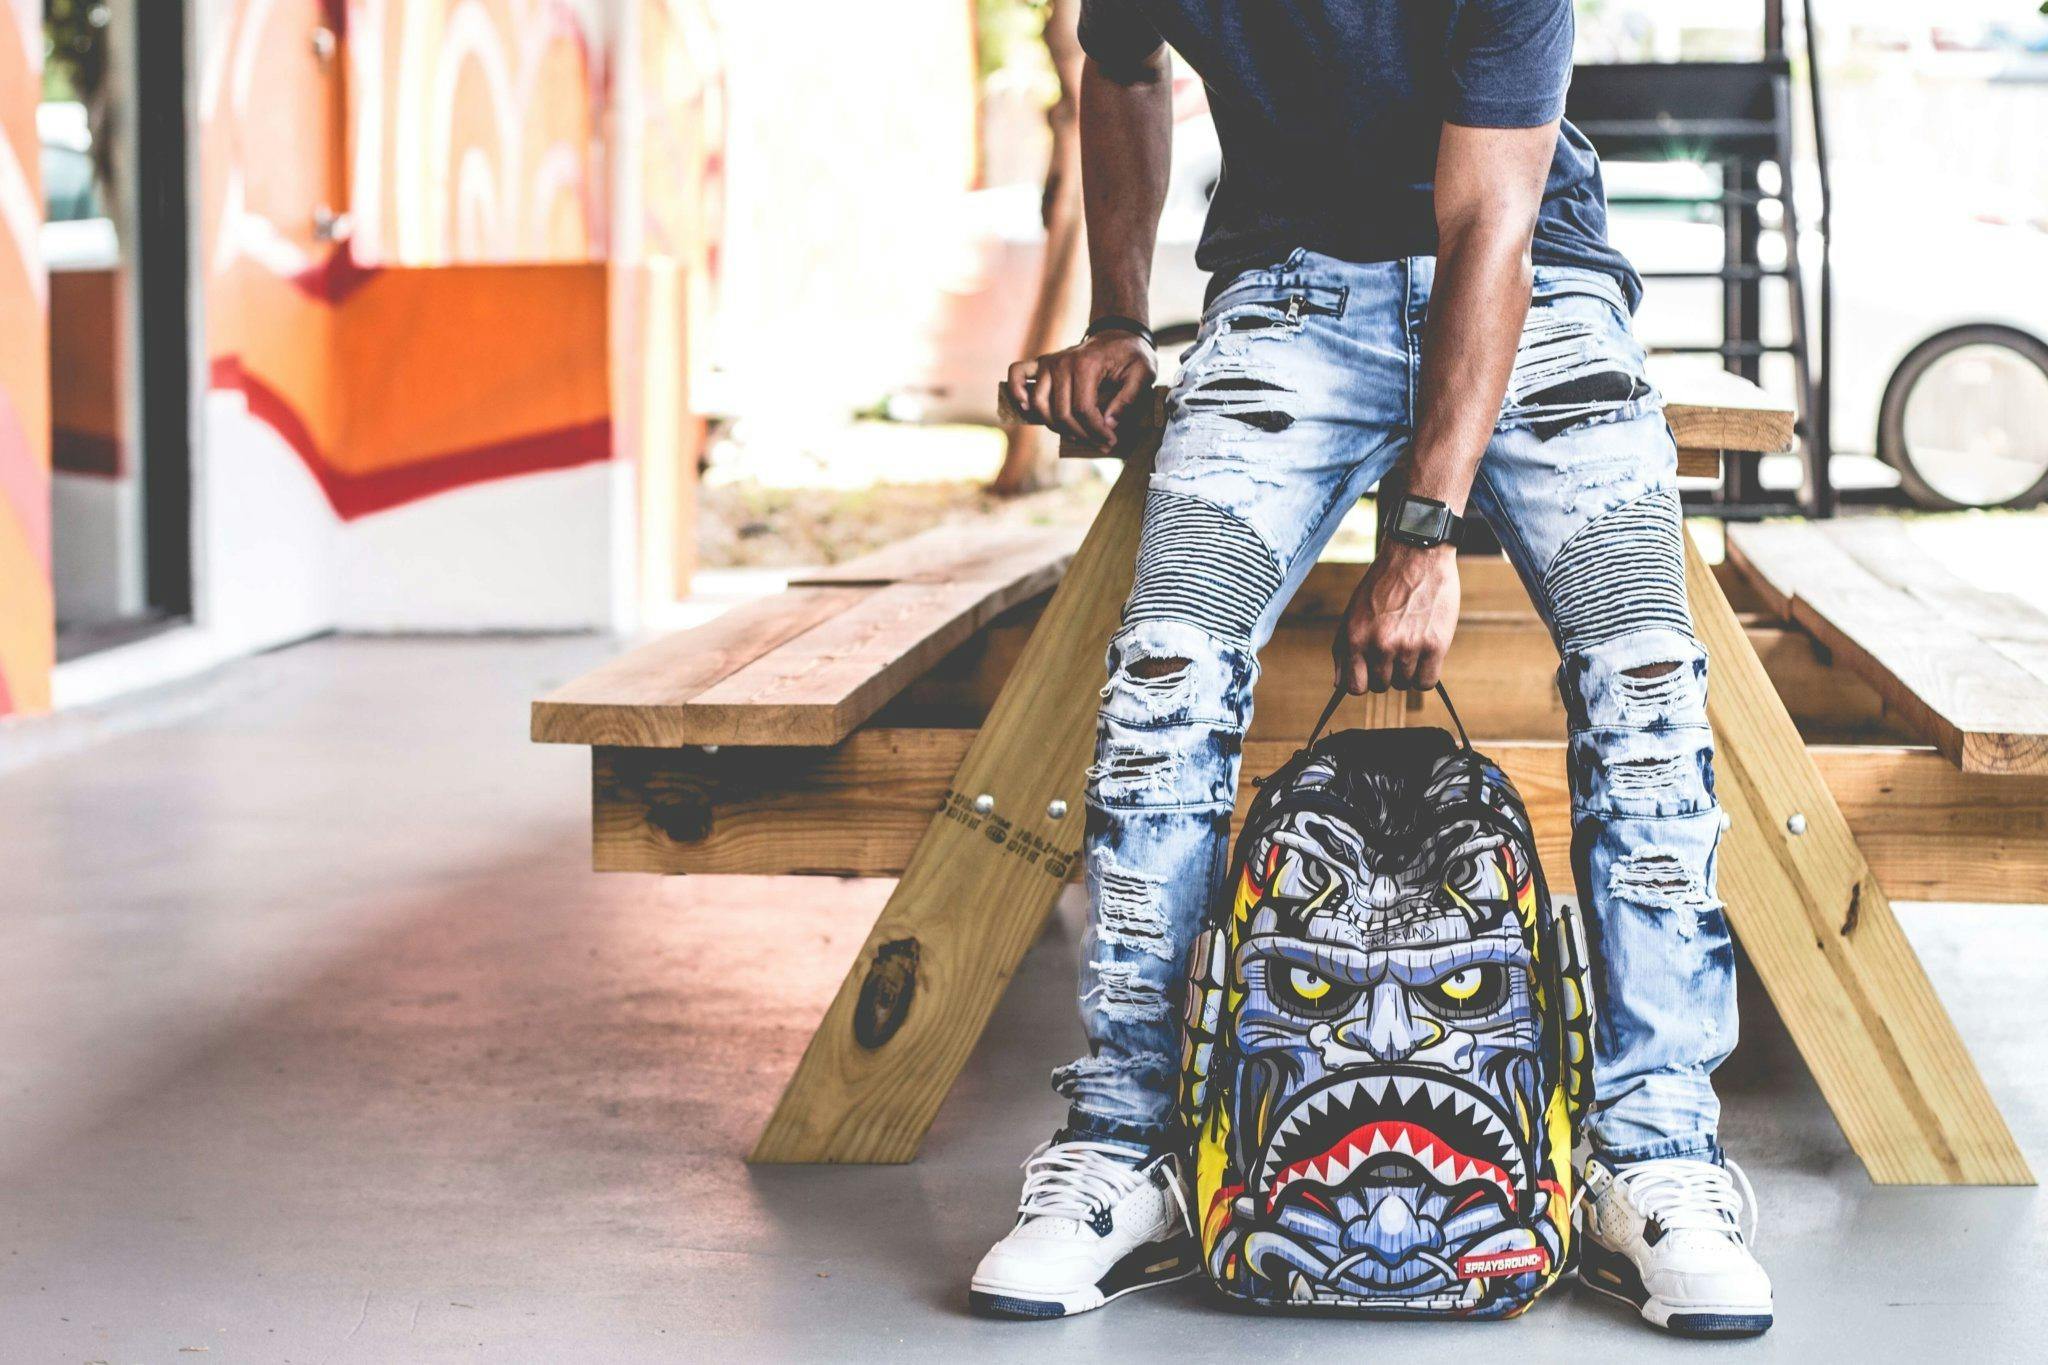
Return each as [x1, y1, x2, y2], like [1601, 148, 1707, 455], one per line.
[1179, 686, 1594, 1317]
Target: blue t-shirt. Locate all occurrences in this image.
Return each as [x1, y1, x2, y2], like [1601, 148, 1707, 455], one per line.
[1079, 0, 1641, 310]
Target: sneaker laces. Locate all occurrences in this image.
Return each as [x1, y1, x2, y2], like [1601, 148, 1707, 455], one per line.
[1612, 1157, 1760, 1248]
[1015, 1140, 1151, 1224]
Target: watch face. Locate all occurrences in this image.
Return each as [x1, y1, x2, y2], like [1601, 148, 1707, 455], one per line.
[1394, 498, 1448, 542]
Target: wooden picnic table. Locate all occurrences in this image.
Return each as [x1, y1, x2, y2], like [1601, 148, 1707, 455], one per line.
[534, 367, 2042, 1186]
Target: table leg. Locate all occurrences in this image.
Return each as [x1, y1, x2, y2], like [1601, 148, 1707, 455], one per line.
[1686, 529, 2031, 1184]
[750, 452, 1154, 1163]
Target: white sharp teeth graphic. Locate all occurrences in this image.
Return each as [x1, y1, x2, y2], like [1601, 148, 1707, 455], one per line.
[1367, 1076, 1393, 1107]
[1394, 1076, 1422, 1105]
[1369, 1129, 1392, 1156]
[1392, 1130, 1416, 1157]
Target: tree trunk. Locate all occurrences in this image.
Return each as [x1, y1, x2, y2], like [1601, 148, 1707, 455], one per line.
[991, 0, 1087, 496]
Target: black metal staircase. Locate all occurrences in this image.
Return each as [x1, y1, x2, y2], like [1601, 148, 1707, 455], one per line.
[1567, 1, 1836, 518]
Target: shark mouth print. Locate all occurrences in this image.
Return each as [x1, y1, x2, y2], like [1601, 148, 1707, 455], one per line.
[1255, 1068, 1532, 1214]
[1230, 1065, 1548, 1308]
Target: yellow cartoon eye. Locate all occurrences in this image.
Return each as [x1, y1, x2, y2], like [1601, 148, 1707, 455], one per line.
[1437, 967, 1486, 1001]
[1287, 967, 1333, 1002]
[1427, 965, 1507, 1017]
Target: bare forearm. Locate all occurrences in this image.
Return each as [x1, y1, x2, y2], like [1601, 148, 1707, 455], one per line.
[1337, 120, 1555, 695]
[1403, 119, 1556, 515]
[1005, 54, 1172, 448]
[1406, 221, 1533, 514]
[1080, 55, 1173, 323]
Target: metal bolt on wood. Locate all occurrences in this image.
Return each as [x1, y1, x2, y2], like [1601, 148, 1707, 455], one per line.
[1786, 811, 1807, 836]
[972, 793, 995, 816]
[1046, 799, 1069, 821]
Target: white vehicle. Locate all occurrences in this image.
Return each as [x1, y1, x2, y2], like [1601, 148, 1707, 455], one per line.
[1821, 201, 2048, 509]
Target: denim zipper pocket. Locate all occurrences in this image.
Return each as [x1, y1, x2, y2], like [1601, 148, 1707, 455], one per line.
[1212, 274, 1343, 323]
[1210, 285, 1348, 336]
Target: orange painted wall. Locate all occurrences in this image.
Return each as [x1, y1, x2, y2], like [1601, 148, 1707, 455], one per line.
[213, 263, 612, 518]
[203, 0, 619, 522]
[0, 0, 52, 716]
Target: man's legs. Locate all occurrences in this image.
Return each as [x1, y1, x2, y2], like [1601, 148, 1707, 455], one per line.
[1468, 263, 1770, 1336]
[973, 253, 1406, 1318]
[1058, 265, 1405, 1148]
[1466, 270, 1734, 1162]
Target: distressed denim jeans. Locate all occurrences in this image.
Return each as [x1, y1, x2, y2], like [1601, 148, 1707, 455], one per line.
[1055, 250, 1734, 1165]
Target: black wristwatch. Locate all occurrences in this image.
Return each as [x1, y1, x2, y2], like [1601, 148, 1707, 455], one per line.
[1384, 493, 1465, 549]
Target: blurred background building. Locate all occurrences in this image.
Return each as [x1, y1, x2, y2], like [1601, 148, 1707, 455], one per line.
[1, 0, 977, 717]
[2, 0, 2045, 721]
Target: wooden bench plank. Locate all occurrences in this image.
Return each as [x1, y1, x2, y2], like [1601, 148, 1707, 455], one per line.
[530, 587, 868, 746]
[790, 521, 1081, 587]
[594, 731, 2048, 906]
[1818, 519, 2048, 691]
[1728, 521, 2048, 775]
[533, 527, 1078, 750]
[1675, 449, 1724, 479]
[1660, 364, 1799, 455]
[679, 579, 1021, 746]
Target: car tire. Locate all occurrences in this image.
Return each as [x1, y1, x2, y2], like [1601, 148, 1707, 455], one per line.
[1878, 325, 2048, 511]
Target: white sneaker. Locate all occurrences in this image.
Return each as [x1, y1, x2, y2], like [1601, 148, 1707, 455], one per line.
[969, 1135, 1199, 1319]
[1578, 1154, 1774, 1338]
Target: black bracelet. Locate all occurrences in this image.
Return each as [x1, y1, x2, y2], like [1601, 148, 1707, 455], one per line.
[1085, 315, 1155, 347]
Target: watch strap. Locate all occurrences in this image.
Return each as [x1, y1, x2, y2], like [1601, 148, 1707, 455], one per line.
[1084, 315, 1155, 347]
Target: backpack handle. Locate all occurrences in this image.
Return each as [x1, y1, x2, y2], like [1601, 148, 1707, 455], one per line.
[1307, 681, 1472, 751]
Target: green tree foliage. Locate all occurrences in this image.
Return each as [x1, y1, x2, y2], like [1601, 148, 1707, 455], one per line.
[978, 0, 1050, 80]
[44, 0, 110, 104]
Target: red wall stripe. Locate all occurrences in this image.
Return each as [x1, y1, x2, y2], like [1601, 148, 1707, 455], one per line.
[211, 357, 613, 520]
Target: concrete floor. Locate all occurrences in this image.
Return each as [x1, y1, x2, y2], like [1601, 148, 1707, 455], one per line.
[3, 635, 2046, 1363]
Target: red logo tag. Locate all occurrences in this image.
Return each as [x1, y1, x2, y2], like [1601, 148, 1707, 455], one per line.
[1456, 1247, 1550, 1279]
